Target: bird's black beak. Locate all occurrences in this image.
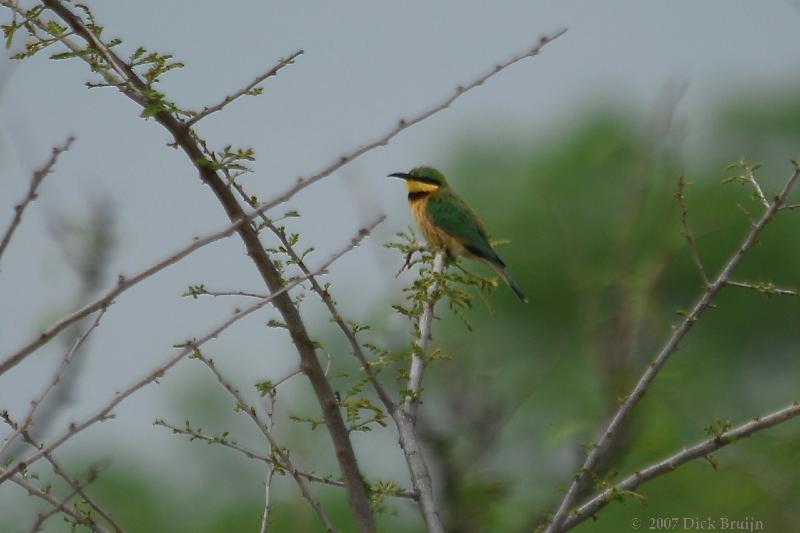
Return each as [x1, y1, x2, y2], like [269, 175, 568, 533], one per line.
[388, 172, 411, 180]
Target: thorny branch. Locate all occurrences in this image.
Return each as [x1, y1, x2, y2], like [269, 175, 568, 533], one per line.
[561, 401, 800, 530]
[264, 221, 449, 530]
[0, 308, 107, 459]
[0, 220, 378, 487]
[0, 200, 282, 376]
[675, 176, 709, 286]
[11, 469, 108, 533]
[2, 410, 119, 531]
[243, 28, 567, 218]
[2, 1, 566, 529]
[544, 164, 800, 533]
[185, 50, 303, 127]
[725, 280, 800, 298]
[43, 452, 123, 532]
[260, 389, 276, 533]
[268, 216, 450, 532]
[190, 350, 336, 533]
[152, 419, 417, 500]
[0, 135, 74, 268]
[30, 0, 376, 526]
[265, 220, 398, 412]
[26, 463, 109, 532]
[184, 288, 268, 299]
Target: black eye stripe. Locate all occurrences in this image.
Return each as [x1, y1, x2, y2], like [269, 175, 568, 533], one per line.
[413, 176, 440, 186]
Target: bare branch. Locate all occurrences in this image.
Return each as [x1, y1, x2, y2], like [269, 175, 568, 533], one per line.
[5, 4, 565, 528]
[43, 452, 124, 532]
[0, 200, 279, 376]
[726, 280, 800, 297]
[562, 401, 800, 530]
[1, 402, 119, 533]
[260, 389, 276, 533]
[28, 483, 84, 533]
[253, 29, 567, 217]
[545, 164, 800, 533]
[32, 3, 378, 524]
[0, 221, 377, 486]
[11, 471, 108, 533]
[270, 367, 303, 390]
[264, 220, 398, 413]
[780, 202, 800, 210]
[192, 351, 336, 533]
[675, 176, 709, 286]
[25, 464, 111, 533]
[222, 166, 401, 424]
[183, 287, 268, 299]
[185, 50, 303, 127]
[267, 214, 448, 528]
[0, 136, 74, 268]
[1, 308, 106, 459]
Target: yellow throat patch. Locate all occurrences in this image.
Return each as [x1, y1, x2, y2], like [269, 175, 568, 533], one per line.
[404, 179, 440, 193]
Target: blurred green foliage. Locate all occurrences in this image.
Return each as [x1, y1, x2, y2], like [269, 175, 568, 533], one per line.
[419, 93, 800, 532]
[5, 91, 800, 533]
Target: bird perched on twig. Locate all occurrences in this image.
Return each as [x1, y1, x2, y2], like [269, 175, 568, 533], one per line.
[389, 166, 527, 303]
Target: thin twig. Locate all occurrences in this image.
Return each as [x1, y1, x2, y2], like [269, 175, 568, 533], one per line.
[43, 452, 124, 532]
[260, 388, 277, 533]
[0, 136, 74, 268]
[11, 472, 108, 533]
[25, 464, 110, 533]
[185, 50, 303, 127]
[264, 220, 397, 413]
[561, 401, 800, 530]
[0, 223, 376, 486]
[0, 197, 290, 376]
[675, 176, 709, 286]
[155, 418, 416, 499]
[28, 484, 83, 533]
[5, 5, 566, 528]
[745, 165, 771, 210]
[33, 3, 376, 524]
[246, 29, 567, 218]
[1, 308, 106, 459]
[225, 162, 399, 416]
[193, 352, 336, 533]
[185, 288, 268, 299]
[726, 280, 800, 297]
[270, 367, 303, 390]
[780, 203, 800, 210]
[544, 164, 800, 533]
[267, 213, 446, 527]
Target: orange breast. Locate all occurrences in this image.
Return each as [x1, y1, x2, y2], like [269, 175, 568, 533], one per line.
[408, 196, 466, 256]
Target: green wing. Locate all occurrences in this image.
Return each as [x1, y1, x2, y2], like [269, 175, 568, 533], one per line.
[426, 191, 502, 265]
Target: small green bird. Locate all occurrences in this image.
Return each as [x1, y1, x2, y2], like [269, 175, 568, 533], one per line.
[389, 166, 527, 303]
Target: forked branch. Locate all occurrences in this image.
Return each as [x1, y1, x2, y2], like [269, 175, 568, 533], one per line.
[0, 136, 74, 268]
[544, 164, 800, 532]
[561, 401, 800, 530]
[0, 220, 379, 487]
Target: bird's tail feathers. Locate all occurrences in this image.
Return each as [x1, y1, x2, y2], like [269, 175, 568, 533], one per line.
[485, 260, 528, 303]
